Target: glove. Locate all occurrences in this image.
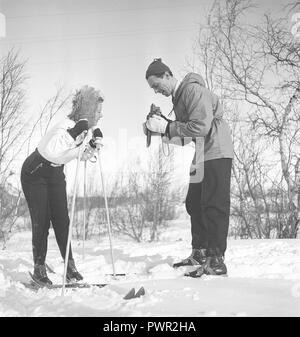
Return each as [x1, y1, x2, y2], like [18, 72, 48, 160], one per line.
[142, 122, 161, 136]
[146, 115, 169, 134]
[81, 142, 96, 161]
[68, 119, 89, 140]
[93, 128, 103, 139]
[89, 128, 103, 150]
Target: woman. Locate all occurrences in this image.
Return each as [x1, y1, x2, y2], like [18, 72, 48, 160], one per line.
[21, 85, 104, 285]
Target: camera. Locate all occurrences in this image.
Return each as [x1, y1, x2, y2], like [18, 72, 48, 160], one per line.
[145, 103, 162, 147]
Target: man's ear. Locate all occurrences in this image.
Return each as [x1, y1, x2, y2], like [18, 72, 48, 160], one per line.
[164, 72, 171, 79]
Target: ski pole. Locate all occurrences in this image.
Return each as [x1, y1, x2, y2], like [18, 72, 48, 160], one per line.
[61, 132, 89, 296]
[97, 150, 116, 278]
[82, 160, 87, 260]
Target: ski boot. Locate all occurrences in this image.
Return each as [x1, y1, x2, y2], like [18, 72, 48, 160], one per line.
[66, 259, 83, 282]
[33, 264, 53, 285]
[185, 247, 228, 278]
[204, 255, 227, 276]
[184, 265, 206, 278]
[173, 248, 207, 268]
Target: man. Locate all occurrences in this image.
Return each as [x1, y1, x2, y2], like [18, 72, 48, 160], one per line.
[145, 58, 233, 277]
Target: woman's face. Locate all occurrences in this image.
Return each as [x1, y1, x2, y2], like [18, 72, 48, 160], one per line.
[94, 102, 103, 123]
[88, 102, 103, 127]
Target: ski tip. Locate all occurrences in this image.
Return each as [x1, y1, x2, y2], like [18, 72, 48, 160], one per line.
[123, 287, 135, 300]
[123, 286, 146, 300]
[134, 286, 146, 298]
[22, 281, 39, 291]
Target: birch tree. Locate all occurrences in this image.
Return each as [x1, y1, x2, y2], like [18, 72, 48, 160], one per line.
[191, 0, 300, 238]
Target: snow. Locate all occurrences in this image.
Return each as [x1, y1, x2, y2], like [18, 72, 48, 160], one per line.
[0, 219, 300, 317]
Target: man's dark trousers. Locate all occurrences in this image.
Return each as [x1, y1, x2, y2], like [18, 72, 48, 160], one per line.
[185, 158, 232, 256]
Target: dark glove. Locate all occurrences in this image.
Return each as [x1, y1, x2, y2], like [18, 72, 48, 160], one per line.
[67, 119, 89, 140]
[93, 128, 103, 139]
[89, 128, 103, 149]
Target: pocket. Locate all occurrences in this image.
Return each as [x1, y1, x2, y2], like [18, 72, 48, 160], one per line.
[30, 163, 43, 174]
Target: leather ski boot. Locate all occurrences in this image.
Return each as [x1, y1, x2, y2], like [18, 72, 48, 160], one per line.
[33, 264, 53, 285]
[204, 255, 227, 276]
[66, 259, 83, 282]
[184, 247, 227, 278]
[173, 248, 207, 268]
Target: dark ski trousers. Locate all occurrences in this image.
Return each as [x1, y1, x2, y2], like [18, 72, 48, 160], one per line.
[185, 158, 232, 256]
[21, 149, 73, 266]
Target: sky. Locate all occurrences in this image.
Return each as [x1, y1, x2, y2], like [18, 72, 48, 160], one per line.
[0, 0, 294, 191]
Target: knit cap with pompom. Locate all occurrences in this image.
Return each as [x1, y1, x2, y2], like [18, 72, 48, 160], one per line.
[145, 58, 172, 79]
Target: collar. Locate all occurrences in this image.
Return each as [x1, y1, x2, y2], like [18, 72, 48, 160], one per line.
[172, 78, 182, 98]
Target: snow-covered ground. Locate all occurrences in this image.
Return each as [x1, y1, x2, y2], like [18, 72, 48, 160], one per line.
[0, 219, 300, 317]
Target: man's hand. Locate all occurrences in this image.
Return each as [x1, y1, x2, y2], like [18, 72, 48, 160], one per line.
[146, 115, 169, 134]
[142, 122, 161, 136]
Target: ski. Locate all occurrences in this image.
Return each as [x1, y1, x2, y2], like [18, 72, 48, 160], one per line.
[22, 280, 108, 290]
[123, 286, 146, 300]
[41, 266, 128, 277]
[105, 273, 126, 276]
[134, 286, 146, 298]
[123, 287, 136, 299]
[23, 272, 107, 290]
[24, 272, 146, 300]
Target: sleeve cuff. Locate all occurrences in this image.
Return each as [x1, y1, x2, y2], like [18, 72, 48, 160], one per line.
[165, 121, 171, 139]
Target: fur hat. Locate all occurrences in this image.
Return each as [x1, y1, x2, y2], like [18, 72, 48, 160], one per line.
[69, 85, 104, 125]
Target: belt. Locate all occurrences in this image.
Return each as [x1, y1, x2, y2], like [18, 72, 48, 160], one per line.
[34, 149, 63, 167]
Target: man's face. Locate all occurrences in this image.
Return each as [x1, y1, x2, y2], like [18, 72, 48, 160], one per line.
[147, 74, 172, 97]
